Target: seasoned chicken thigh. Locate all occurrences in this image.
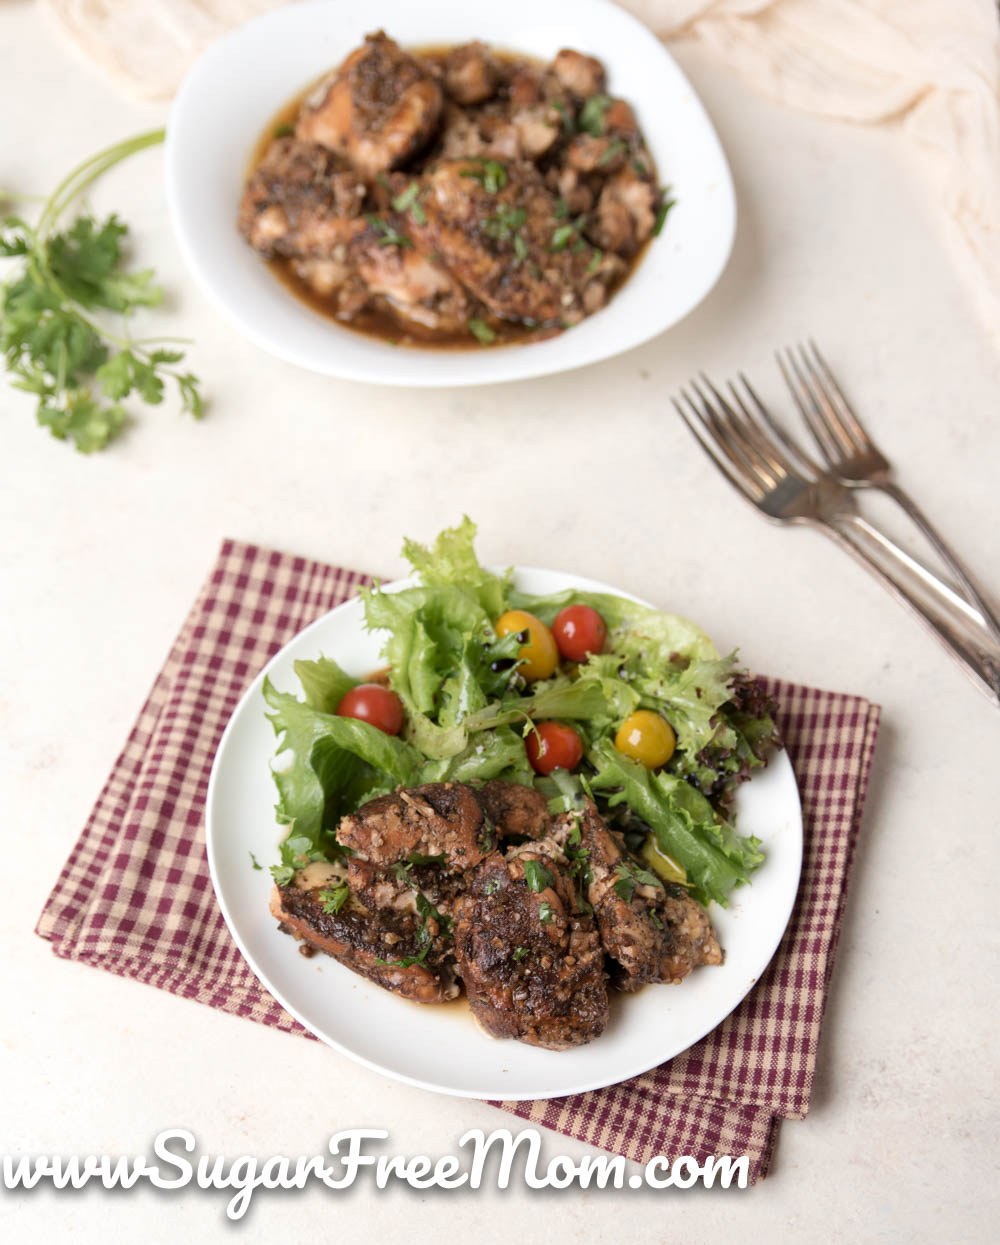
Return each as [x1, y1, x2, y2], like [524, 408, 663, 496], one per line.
[337, 782, 496, 871]
[410, 159, 618, 325]
[270, 862, 459, 1003]
[238, 137, 366, 257]
[558, 801, 723, 991]
[453, 842, 608, 1049]
[296, 31, 443, 177]
[473, 779, 551, 840]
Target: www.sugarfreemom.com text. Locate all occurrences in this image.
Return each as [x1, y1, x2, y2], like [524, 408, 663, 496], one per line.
[4, 1128, 749, 1218]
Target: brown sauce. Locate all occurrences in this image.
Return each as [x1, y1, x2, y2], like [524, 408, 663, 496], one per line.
[245, 43, 658, 351]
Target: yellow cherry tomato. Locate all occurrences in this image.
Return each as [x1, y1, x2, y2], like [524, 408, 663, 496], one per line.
[641, 837, 688, 887]
[495, 609, 559, 682]
[615, 710, 676, 768]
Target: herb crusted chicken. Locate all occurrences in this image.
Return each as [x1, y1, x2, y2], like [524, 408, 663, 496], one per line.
[271, 781, 722, 1050]
[239, 32, 671, 347]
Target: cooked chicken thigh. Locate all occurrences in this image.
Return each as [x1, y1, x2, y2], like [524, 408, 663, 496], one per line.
[270, 862, 459, 1003]
[296, 32, 443, 177]
[453, 842, 608, 1049]
[559, 801, 723, 991]
[337, 782, 495, 871]
[238, 138, 366, 257]
[410, 159, 618, 325]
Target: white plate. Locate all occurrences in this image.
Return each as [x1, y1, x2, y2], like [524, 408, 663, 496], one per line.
[206, 568, 802, 1100]
[166, 0, 736, 387]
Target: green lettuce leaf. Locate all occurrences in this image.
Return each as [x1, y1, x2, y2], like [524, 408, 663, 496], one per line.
[510, 588, 718, 663]
[263, 676, 422, 845]
[292, 656, 358, 713]
[588, 738, 764, 907]
[401, 515, 511, 618]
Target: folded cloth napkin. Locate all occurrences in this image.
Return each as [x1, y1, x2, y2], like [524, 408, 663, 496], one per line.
[38, 0, 1000, 339]
[36, 539, 879, 1182]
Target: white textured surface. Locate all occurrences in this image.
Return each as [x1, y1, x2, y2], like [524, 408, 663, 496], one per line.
[2, 1, 999, 1239]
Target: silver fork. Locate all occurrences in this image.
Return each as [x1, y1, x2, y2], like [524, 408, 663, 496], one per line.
[673, 373, 1000, 707]
[777, 341, 1000, 647]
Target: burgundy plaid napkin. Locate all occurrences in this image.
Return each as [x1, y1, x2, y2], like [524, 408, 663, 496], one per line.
[36, 539, 879, 1181]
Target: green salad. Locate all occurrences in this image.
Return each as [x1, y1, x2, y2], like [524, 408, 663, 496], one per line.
[264, 519, 779, 908]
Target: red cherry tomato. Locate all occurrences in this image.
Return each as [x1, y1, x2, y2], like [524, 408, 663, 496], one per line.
[552, 604, 607, 662]
[526, 721, 583, 776]
[336, 684, 405, 736]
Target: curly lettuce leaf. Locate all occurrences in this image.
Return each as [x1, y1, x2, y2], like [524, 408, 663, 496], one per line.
[588, 738, 764, 907]
[401, 515, 511, 618]
[292, 656, 358, 713]
[263, 676, 422, 844]
[423, 725, 535, 787]
[510, 588, 718, 664]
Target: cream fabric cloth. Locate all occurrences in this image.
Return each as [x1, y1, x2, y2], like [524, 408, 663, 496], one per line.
[40, 0, 1000, 333]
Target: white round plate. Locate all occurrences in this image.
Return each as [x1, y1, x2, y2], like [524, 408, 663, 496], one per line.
[206, 568, 802, 1100]
[166, 0, 736, 387]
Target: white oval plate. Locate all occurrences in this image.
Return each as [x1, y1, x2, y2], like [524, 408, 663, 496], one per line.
[166, 0, 736, 387]
[206, 568, 802, 1100]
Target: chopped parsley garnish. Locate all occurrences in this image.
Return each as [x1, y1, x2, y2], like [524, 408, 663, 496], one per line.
[550, 224, 576, 251]
[484, 876, 502, 896]
[512, 946, 529, 961]
[273, 122, 295, 139]
[579, 94, 612, 137]
[415, 891, 452, 938]
[554, 197, 570, 220]
[597, 138, 628, 167]
[375, 946, 431, 969]
[549, 214, 589, 253]
[461, 160, 508, 194]
[270, 833, 327, 886]
[653, 192, 677, 237]
[585, 248, 603, 275]
[538, 901, 554, 925]
[407, 852, 446, 867]
[391, 181, 427, 225]
[366, 215, 412, 248]
[249, 852, 262, 871]
[564, 839, 594, 914]
[390, 852, 446, 885]
[375, 889, 450, 968]
[469, 318, 497, 345]
[318, 882, 350, 914]
[483, 203, 528, 261]
[523, 859, 556, 893]
[648, 908, 664, 930]
[553, 98, 575, 133]
[613, 859, 662, 904]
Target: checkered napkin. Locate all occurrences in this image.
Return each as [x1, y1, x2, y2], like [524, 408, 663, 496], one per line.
[36, 539, 879, 1181]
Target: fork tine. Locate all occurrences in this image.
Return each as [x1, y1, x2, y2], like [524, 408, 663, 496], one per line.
[694, 374, 784, 487]
[690, 377, 781, 490]
[671, 393, 764, 503]
[792, 343, 859, 459]
[676, 385, 761, 490]
[777, 346, 844, 462]
[730, 373, 822, 480]
[805, 340, 875, 454]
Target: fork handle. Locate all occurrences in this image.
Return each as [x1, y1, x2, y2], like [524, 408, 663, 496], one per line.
[867, 479, 1000, 648]
[820, 513, 1000, 708]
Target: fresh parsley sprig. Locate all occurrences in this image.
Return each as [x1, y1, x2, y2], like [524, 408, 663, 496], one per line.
[0, 128, 204, 453]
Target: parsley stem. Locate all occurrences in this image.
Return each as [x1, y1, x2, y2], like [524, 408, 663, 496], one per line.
[38, 129, 166, 239]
